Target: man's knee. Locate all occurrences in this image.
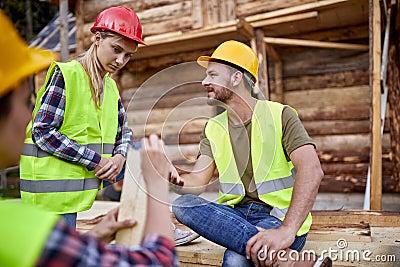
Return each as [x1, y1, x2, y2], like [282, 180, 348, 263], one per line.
[172, 194, 199, 220]
[222, 249, 253, 267]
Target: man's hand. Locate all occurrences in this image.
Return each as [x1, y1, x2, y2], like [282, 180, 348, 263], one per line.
[245, 226, 296, 267]
[87, 207, 136, 243]
[169, 164, 184, 187]
[95, 154, 126, 182]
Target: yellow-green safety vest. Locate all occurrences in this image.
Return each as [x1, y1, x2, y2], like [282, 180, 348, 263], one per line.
[0, 201, 58, 267]
[20, 60, 119, 214]
[205, 100, 312, 236]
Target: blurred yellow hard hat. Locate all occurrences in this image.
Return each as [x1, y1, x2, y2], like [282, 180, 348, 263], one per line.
[0, 9, 55, 97]
[197, 40, 258, 82]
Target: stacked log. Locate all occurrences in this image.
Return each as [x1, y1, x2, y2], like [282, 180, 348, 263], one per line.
[387, 19, 400, 192]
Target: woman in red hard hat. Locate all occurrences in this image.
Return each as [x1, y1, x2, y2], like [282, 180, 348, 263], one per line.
[1, 8, 177, 266]
[20, 6, 143, 228]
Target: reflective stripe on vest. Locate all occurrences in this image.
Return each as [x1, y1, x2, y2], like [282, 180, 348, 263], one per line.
[205, 100, 312, 236]
[220, 169, 294, 196]
[20, 177, 100, 193]
[256, 169, 296, 195]
[22, 143, 114, 158]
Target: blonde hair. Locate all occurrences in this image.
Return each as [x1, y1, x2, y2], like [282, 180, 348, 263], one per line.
[75, 31, 117, 108]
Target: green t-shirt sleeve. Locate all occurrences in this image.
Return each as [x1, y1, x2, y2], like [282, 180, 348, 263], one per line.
[282, 106, 316, 159]
[199, 123, 213, 158]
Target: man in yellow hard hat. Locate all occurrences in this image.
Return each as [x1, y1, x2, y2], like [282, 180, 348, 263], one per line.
[170, 40, 331, 266]
[0, 9, 177, 266]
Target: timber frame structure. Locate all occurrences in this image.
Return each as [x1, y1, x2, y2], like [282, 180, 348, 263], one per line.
[44, 0, 400, 210]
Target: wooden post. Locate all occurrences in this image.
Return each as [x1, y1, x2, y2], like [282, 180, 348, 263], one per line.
[75, 0, 85, 54]
[59, 0, 69, 62]
[115, 148, 148, 246]
[266, 45, 283, 103]
[370, 0, 382, 210]
[254, 29, 269, 100]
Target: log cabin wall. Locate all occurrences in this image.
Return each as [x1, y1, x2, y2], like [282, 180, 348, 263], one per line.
[73, 0, 399, 193]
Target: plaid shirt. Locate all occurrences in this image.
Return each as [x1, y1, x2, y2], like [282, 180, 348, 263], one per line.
[37, 221, 178, 267]
[32, 68, 133, 170]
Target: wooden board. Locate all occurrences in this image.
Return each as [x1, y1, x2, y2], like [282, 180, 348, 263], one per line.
[115, 148, 147, 246]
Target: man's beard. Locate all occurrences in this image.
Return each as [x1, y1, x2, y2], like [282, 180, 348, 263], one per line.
[207, 87, 233, 106]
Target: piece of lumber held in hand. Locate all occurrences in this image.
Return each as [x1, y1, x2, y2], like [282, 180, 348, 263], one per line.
[115, 148, 147, 246]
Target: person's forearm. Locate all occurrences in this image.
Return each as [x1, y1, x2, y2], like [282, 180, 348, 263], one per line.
[145, 180, 174, 241]
[282, 166, 323, 235]
[173, 172, 209, 195]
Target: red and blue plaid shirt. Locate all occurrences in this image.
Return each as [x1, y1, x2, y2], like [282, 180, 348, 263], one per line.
[37, 221, 178, 267]
[32, 67, 133, 170]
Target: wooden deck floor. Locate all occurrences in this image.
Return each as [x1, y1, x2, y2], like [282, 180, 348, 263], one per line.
[77, 201, 400, 267]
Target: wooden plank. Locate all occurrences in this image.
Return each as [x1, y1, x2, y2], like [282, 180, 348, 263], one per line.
[255, 29, 269, 99]
[251, 11, 319, 28]
[308, 223, 371, 242]
[370, 0, 382, 210]
[264, 37, 369, 50]
[312, 210, 400, 227]
[241, 0, 347, 20]
[115, 149, 147, 246]
[287, 24, 369, 42]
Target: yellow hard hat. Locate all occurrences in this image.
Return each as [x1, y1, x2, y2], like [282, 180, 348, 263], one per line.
[197, 40, 258, 82]
[0, 10, 55, 97]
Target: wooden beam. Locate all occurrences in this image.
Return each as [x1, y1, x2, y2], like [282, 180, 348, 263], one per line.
[250, 11, 319, 28]
[312, 210, 400, 226]
[75, 0, 84, 54]
[255, 29, 269, 99]
[244, 0, 347, 22]
[266, 44, 283, 103]
[59, 0, 69, 61]
[264, 37, 369, 50]
[370, 0, 382, 210]
[237, 17, 254, 40]
[115, 149, 147, 246]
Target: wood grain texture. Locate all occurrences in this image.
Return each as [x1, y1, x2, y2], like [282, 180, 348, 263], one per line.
[115, 149, 147, 246]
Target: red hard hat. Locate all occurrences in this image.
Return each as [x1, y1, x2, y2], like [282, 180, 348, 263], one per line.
[90, 6, 145, 45]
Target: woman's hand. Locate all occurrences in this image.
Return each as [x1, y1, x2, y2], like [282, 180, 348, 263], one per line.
[95, 154, 126, 182]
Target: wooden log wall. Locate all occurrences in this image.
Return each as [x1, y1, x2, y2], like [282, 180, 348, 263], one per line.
[73, 0, 399, 193]
[387, 6, 400, 192]
[267, 46, 396, 192]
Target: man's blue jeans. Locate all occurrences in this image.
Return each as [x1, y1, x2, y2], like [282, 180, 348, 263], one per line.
[172, 194, 307, 267]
